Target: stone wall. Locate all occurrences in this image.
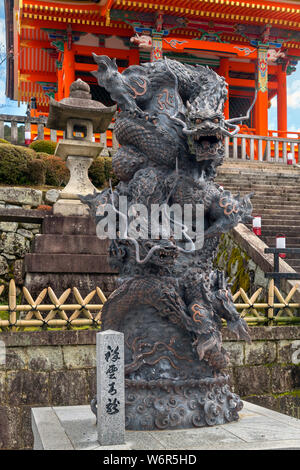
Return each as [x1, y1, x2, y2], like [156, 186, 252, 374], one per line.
[0, 330, 96, 449]
[0, 326, 299, 449]
[215, 231, 267, 296]
[0, 187, 58, 298]
[223, 326, 300, 419]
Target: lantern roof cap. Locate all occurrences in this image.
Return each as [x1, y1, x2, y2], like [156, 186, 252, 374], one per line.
[46, 79, 116, 133]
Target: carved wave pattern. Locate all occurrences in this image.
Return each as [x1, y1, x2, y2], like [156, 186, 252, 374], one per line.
[125, 377, 243, 430]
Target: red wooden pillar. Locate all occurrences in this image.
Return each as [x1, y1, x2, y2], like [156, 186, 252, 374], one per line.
[128, 48, 140, 66]
[255, 47, 269, 138]
[55, 56, 64, 102]
[277, 65, 287, 138]
[63, 43, 75, 97]
[57, 67, 64, 101]
[218, 58, 229, 120]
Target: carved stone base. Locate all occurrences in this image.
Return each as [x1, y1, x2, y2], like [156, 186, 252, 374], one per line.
[53, 198, 90, 216]
[125, 376, 243, 430]
[62, 155, 98, 197]
[53, 155, 99, 216]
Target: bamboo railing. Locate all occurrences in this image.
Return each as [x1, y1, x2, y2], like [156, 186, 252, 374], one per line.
[0, 279, 299, 331]
[232, 279, 300, 325]
[0, 279, 106, 330]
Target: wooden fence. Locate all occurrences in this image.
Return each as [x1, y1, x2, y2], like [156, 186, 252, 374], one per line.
[233, 279, 300, 325]
[0, 279, 299, 331]
[0, 279, 106, 330]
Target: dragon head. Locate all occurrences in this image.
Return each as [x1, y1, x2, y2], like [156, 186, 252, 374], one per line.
[185, 97, 225, 162]
[182, 69, 228, 163]
[138, 239, 179, 267]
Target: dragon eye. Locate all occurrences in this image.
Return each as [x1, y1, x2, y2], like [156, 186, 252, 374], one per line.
[214, 118, 220, 123]
[195, 118, 202, 124]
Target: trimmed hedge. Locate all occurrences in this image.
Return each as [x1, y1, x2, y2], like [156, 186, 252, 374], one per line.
[29, 140, 57, 155]
[0, 144, 36, 185]
[27, 159, 47, 185]
[0, 142, 119, 188]
[35, 153, 69, 187]
[89, 157, 106, 188]
[89, 155, 119, 188]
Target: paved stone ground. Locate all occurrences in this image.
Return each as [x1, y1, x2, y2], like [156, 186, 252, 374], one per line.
[32, 401, 300, 450]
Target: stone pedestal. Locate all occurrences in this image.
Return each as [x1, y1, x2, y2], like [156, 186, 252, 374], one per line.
[53, 149, 101, 217]
[24, 215, 118, 301]
[53, 198, 90, 217]
[31, 401, 300, 450]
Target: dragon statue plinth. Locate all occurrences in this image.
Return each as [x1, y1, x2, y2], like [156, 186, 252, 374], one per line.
[83, 56, 253, 430]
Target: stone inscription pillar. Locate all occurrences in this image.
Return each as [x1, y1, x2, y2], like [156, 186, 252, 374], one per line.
[96, 330, 125, 446]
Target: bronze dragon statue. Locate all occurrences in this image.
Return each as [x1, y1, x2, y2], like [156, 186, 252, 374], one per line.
[83, 56, 253, 430]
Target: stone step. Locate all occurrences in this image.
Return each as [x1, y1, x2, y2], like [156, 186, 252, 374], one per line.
[218, 163, 300, 275]
[218, 171, 300, 175]
[253, 209, 300, 215]
[217, 180, 300, 187]
[217, 181, 300, 187]
[262, 236, 300, 246]
[258, 224, 300, 230]
[256, 211, 300, 217]
[42, 215, 97, 236]
[24, 253, 117, 274]
[288, 260, 300, 267]
[252, 196, 300, 202]
[219, 164, 300, 172]
[247, 219, 300, 225]
[219, 185, 300, 191]
[217, 175, 300, 182]
[217, 182, 298, 190]
[252, 205, 300, 210]
[218, 186, 300, 194]
[33, 234, 110, 255]
[252, 203, 300, 209]
[254, 205, 300, 210]
[260, 233, 300, 240]
[217, 173, 300, 180]
[219, 189, 300, 199]
[221, 160, 300, 170]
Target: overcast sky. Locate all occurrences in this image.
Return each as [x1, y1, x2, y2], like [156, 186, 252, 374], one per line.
[0, 2, 299, 130]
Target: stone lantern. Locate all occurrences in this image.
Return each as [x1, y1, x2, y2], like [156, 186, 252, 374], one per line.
[46, 79, 116, 216]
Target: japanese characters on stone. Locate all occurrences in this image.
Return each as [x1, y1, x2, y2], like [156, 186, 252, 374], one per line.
[105, 345, 121, 415]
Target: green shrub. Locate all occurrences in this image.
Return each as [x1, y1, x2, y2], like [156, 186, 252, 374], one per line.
[26, 159, 46, 185]
[88, 156, 119, 188]
[35, 153, 69, 186]
[0, 143, 118, 188]
[104, 156, 119, 187]
[89, 156, 106, 188]
[30, 140, 57, 155]
[0, 144, 36, 185]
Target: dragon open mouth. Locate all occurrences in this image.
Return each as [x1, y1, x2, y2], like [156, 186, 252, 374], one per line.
[141, 240, 179, 266]
[193, 133, 223, 161]
[157, 246, 178, 263]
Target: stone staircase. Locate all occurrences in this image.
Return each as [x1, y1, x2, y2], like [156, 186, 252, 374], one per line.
[216, 160, 300, 272]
